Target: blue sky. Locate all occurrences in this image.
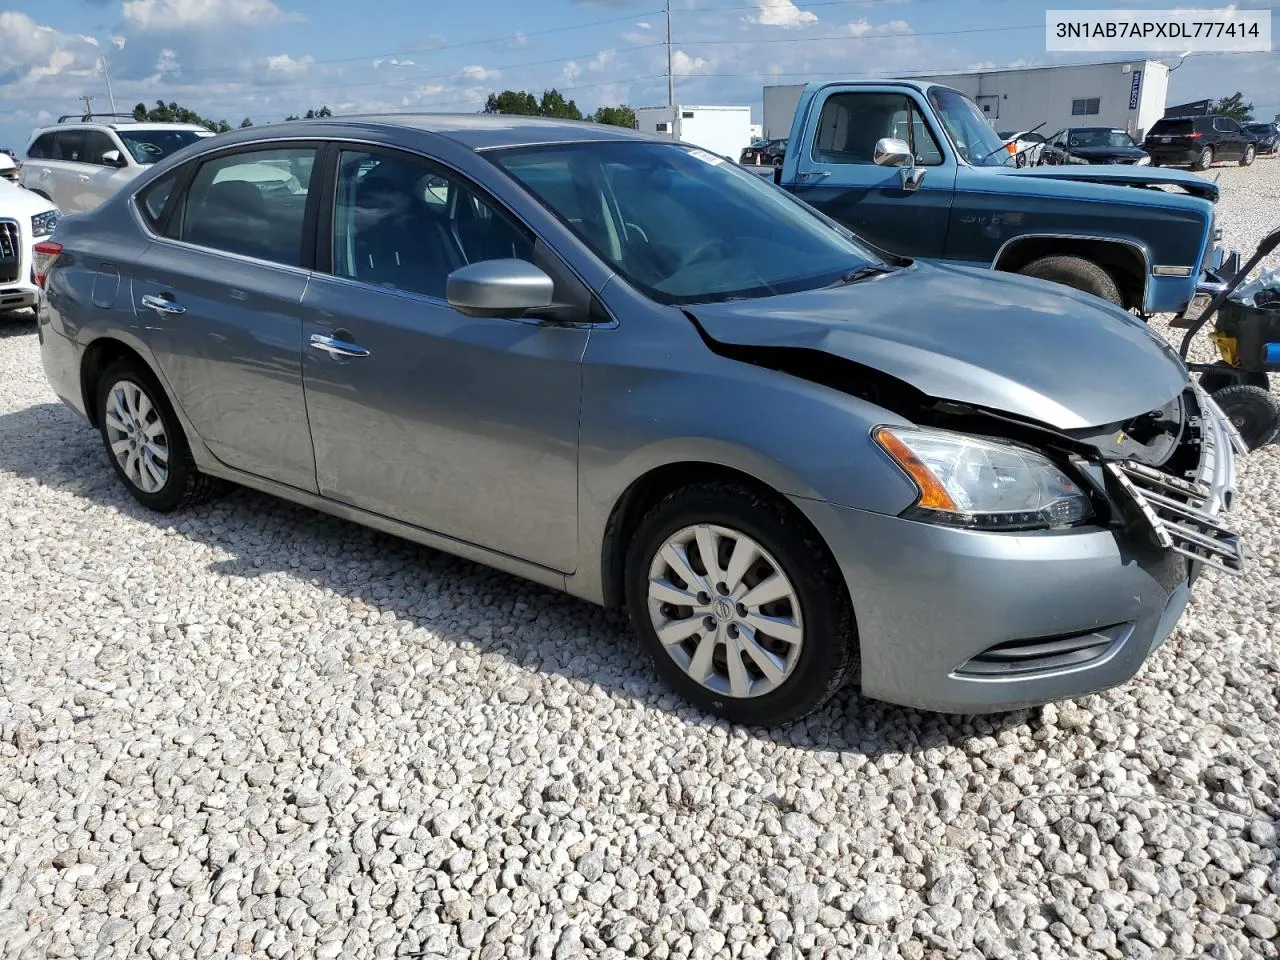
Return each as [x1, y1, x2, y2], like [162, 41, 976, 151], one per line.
[1, 0, 1276, 149]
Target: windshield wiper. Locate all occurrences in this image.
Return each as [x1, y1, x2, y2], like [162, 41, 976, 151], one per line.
[981, 121, 1048, 163]
[832, 264, 897, 286]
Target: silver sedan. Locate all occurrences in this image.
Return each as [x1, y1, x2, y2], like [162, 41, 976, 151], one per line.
[35, 115, 1243, 724]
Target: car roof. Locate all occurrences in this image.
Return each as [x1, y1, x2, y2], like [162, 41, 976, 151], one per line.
[308, 114, 657, 151]
[33, 121, 211, 135]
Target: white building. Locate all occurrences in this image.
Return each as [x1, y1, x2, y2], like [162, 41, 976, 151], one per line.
[763, 59, 1171, 144]
[634, 105, 754, 161]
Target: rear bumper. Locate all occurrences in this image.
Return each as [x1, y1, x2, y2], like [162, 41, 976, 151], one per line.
[1145, 147, 1203, 164]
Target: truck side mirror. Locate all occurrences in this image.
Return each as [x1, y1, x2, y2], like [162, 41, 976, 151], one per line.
[873, 137, 914, 167]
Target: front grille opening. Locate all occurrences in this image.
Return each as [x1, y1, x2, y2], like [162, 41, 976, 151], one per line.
[0, 221, 20, 285]
[956, 623, 1130, 678]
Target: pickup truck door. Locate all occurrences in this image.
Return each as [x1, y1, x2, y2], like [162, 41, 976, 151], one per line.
[787, 87, 957, 258]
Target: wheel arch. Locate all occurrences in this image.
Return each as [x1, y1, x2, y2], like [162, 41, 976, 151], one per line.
[598, 459, 842, 611]
[80, 336, 153, 428]
[993, 234, 1150, 311]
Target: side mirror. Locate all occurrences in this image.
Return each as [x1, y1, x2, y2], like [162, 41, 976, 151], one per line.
[101, 150, 125, 167]
[873, 137, 914, 167]
[446, 259, 554, 318]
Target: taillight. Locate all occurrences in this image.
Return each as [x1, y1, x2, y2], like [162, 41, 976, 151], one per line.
[1186, 132, 1202, 139]
[32, 240, 62, 288]
[1005, 142, 1017, 155]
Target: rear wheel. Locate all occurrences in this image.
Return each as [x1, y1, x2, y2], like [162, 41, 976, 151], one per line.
[1192, 146, 1214, 171]
[1240, 144, 1256, 167]
[95, 357, 225, 511]
[625, 483, 857, 726]
[1018, 255, 1123, 308]
[1212, 384, 1280, 450]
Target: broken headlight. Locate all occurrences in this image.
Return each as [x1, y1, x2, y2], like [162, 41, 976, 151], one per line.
[873, 426, 1094, 531]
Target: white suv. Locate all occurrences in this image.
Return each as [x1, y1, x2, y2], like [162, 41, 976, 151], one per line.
[20, 116, 214, 214]
[0, 177, 59, 315]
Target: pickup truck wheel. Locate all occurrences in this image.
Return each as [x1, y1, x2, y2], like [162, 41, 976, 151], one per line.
[1018, 255, 1123, 307]
[1192, 146, 1214, 170]
[1240, 144, 1256, 167]
[1211, 384, 1280, 450]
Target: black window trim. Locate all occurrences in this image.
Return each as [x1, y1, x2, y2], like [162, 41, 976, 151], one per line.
[130, 138, 327, 274]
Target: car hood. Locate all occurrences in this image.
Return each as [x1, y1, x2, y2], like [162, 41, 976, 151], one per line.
[687, 261, 1189, 430]
[1066, 145, 1149, 161]
[0, 178, 58, 217]
[997, 164, 1218, 200]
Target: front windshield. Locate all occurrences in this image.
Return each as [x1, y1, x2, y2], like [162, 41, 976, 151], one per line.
[927, 86, 1012, 166]
[117, 129, 207, 165]
[1245, 124, 1274, 135]
[1069, 128, 1137, 148]
[492, 141, 881, 305]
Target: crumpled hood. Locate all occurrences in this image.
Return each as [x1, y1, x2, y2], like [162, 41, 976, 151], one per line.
[688, 261, 1190, 430]
[998, 163, 1218, 201]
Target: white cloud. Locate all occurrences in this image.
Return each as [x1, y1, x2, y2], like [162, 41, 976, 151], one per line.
[563, 60, 583, 83]
[510, 31, 530, 48]
[122, 0, 304, 32]
[153, 48, 180, 76]
[0, 12, 101, 82]
[635, 21, 650, 30]
[371, 57, 415, 69]
[846, 18, 912, 37]
[457, 64, 501, 83]
[748, 0, 818, 28]
[672, 50, 710, 75]
[266, 53, 314, 75]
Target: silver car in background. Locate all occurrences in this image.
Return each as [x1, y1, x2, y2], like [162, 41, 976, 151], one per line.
[35, 116, 1244, 724]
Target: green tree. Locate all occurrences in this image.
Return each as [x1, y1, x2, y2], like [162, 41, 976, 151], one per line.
[484, 90, 540, 116]
[538, 89, 582, 120]
[132, 100, 231, 132]
[239, 117, 254, 128]
[1212, 92, 1255, 123]
[591, 105, 636, 128]
[285, 106, 333, 121]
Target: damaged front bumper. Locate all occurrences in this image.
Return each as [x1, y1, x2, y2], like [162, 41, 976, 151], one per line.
[791, 385, 1244, 713]
[1173, 246, 1242, 328]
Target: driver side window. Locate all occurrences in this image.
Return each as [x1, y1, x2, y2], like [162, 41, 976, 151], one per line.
[813, 93, 943, 166]
[331, 149, 534, 300]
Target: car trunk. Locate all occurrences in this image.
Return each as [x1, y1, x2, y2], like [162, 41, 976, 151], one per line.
[1147, 120, 1200, 150]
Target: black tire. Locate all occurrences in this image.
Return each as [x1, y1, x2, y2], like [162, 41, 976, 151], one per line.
[95, 357, 225, 511]
[1212, 384, 1280, 450]
[1019, 255, 1123, 307]
[1192, 146, 1214, 171]
[1239, 144, 1256, 167]
[624, 482, 857, 726]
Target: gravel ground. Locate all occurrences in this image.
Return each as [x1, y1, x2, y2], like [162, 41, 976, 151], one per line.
[2, 162, 1279, 960]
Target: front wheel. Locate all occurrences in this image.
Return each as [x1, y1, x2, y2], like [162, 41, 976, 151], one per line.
[1018, 255, 1123, 308]
[1192, 146, 1214, 171]
[625, 483, 857, 726]
[1240, 144, 1256, 167]
[96, 357, 225, 511]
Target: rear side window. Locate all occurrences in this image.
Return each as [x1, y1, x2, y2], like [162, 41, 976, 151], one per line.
[173, 147, 317, 266]
[1149, 119, 1193, 136]
[53, 130, 86, 162]
[137, 170, 181, 228]
[27, 133, 56, 160]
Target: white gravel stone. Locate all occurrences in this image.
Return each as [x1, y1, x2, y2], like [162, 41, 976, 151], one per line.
[2, 164, 1279, 960]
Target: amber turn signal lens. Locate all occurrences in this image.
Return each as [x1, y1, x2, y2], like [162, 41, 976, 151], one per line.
[874, 428, 958, 510]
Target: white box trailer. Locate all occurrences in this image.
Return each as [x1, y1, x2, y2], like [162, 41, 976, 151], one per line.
[634, 105, 754, 161]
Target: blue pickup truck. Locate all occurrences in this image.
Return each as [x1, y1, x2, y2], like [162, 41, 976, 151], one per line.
[769, 81, 1235, 316]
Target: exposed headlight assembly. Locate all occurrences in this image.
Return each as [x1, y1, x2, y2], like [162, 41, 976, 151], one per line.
[874, 426, 1094, 531]
[30, 209, 59, 238]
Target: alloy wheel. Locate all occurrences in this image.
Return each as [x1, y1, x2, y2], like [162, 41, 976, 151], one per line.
[645, 523, 804, 699]
[104, 379, 170, 494]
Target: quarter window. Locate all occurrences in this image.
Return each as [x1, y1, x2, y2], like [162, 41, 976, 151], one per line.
[1071, 98, 1101, 116]
[137, 169, 181, 228]
[813, 93, 944, 165]
[27, 133, 57, 160]
[330, 149, 533, 300]
[173, 147, 317, 266]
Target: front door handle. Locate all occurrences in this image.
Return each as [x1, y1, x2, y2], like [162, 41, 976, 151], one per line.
[310, 333, 370, 358]
[797, 170, 831, 180]
[140, 294, 186, 315]
[79, 174, 92, 182]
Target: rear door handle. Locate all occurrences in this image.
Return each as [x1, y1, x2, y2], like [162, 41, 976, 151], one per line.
[310, 333, 370, 358]
[78, 174, 92, 182]
[140, 294, 186, 315]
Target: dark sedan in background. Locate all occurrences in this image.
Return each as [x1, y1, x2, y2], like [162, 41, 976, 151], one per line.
[739, 138, 786, 166]
[1043, 128, 1150, 166]
[1244, 122, 1279, 156]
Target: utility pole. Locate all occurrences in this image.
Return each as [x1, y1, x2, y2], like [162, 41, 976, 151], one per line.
[80, 95, 95, 119]
[102, 54, 118, 115]
[665, 0, 674, 117]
